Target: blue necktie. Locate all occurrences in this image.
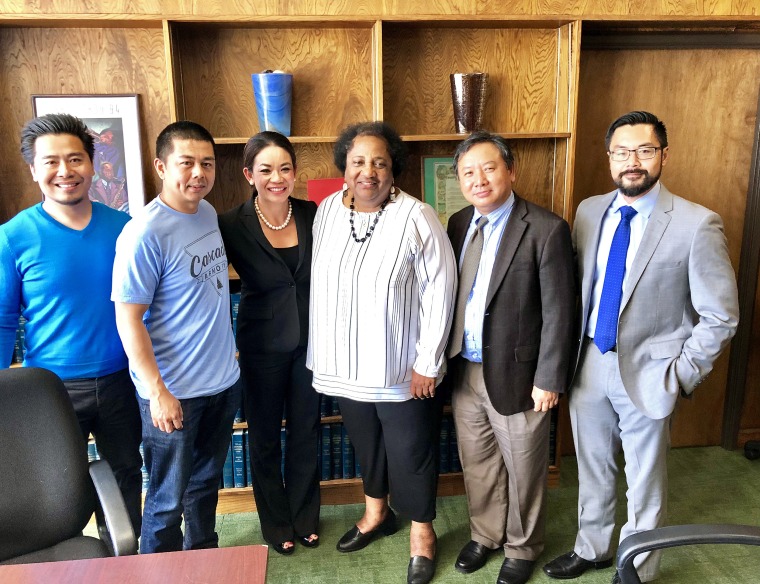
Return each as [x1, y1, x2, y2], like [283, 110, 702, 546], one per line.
[594, 205, 638, 354]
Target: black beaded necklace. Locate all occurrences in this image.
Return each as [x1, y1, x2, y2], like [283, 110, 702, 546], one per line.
[349, 194, 390, 243]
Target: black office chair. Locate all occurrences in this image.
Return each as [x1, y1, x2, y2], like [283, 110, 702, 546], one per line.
[616, 524, 760, 584]
[0, 367, 137, 564]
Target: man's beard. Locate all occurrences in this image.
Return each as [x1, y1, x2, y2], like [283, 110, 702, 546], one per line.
[614, 168, 660, 198]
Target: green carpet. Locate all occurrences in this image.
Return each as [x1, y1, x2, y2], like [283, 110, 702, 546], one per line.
[214, 447, 760, 583]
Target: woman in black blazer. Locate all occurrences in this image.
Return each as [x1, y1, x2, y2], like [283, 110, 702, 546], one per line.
[218, 132, 319, 555]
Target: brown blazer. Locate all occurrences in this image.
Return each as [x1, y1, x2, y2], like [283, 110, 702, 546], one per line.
[447, 194, 575, 416]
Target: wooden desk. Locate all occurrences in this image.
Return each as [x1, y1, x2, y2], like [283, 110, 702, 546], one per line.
[0, 545, 268, 584]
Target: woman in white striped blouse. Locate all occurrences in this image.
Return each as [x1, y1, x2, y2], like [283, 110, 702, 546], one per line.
[307, 122, 457, 584]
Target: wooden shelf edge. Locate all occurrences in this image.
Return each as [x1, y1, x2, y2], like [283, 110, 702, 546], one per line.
[401, 132, 571, 142]
[216, 473, 468, 513]
[216, 136, 338, 145]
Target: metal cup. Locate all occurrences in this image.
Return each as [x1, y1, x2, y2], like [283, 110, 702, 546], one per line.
[450, 73, 489, 134]
[251, 72, 293, 136]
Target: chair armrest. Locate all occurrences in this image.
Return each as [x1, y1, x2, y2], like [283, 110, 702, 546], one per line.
[89, 459, 138, 556]
[616, 524, 760, 584]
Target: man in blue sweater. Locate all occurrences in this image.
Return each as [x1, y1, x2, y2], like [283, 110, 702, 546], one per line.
[0, 113, 142, 535]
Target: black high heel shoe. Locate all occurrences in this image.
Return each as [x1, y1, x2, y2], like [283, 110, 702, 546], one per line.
[297, 534, 320, 548]
[265, 537, 295, 555]
[336, 509, 398, 553]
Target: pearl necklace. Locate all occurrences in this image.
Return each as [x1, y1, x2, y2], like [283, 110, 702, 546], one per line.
[349, 194, 390, 243]
[255, 196, 292, 231]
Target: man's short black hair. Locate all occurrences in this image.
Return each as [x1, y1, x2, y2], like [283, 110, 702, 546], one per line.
[20, 113, 94, 164]
[605, 111, 668, 151]
[155, 121, 215, 162]
[452, 130, 515, 178]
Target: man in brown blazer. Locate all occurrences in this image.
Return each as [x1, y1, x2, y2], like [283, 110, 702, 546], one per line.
[446, 131, 575, 584]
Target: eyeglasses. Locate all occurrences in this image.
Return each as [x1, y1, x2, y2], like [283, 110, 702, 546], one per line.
[608, 147, 662, 162]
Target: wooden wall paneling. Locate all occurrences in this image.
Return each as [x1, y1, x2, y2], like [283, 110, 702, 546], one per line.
[163, 20, 180, 122]
[372, 19, 383, 120]
[382, 24, 561, 136]
[561, 20, 583, 221]
[0, 25, 170, 223]
[188, 0, 384, 17]
[0, 0, 191, 15]
[174, 24, 374, 139]
[565, 45, 760, 454]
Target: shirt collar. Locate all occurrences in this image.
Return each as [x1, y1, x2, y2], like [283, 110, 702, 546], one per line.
[611, 181, 660, 220]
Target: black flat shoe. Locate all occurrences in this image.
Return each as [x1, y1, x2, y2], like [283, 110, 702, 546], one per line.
[297, 534, 320, 548]
[407, 555, 435, 584]
[267, 540, 295, 555]
[336, 510, 398, 553]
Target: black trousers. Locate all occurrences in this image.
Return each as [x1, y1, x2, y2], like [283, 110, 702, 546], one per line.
[338, 396, 437, 523]
[65, 368, 143, 535]
[239, 347, 320, 544]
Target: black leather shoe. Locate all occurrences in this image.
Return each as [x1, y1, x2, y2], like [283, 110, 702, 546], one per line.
[496, 558, 535, 584]
[543, 551, 613, 579]
[407, 555, 435, 584]
[297, 534, 319, 548]
[611, 571, 621, 584]
[336, 510, 398, 552]
[454, 540, 493, 574]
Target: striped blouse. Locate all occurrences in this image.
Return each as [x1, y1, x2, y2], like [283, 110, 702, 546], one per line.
[306, 190, 457, 402]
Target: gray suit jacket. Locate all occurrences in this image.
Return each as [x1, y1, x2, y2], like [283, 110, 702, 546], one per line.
[573, 184, 739, 419]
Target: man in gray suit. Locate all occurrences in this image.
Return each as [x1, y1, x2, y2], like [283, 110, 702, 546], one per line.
[543, 111, 739, 583]
[447, 132, 575, 584]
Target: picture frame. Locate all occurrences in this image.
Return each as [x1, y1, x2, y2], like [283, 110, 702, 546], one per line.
[421, 156, 467, 227]
[32, 94, 145, 215]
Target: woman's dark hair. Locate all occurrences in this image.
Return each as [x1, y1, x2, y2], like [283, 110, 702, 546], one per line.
[242, 131, 297, 196]
[243, 131, 296, 171]
[333, 121, 408, 177]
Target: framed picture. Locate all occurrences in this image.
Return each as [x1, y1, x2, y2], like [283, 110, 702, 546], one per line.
[422, 156, 468, 227]
[32, 94, 145, 215]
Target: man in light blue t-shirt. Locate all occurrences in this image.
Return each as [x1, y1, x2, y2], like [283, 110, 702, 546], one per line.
[0, 113, 142, 535]
[112, 121, 240, 554]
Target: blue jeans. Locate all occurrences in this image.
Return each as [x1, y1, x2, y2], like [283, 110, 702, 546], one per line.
[138, 378, 241, 553]
[65, 368, 143, 535]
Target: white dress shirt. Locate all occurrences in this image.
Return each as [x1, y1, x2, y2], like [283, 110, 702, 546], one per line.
[586, 182, 660, 338]
[458, 193, 515, 362]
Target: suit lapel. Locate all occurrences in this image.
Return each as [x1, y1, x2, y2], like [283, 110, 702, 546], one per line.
[620, 186, 673, 310]
[451, 207, 475, 261]
[580, 192, 616, 331]
[244, 196, 281, 263]
[485, 196, 527, 309]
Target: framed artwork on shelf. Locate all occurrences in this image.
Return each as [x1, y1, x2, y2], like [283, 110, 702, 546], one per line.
[421, 156, 467, 227]
[32, 94, 145, 215]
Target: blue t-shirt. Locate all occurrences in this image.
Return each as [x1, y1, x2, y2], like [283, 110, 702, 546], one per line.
[111, 197, 239, 399]
[0, 202, 130, 379]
